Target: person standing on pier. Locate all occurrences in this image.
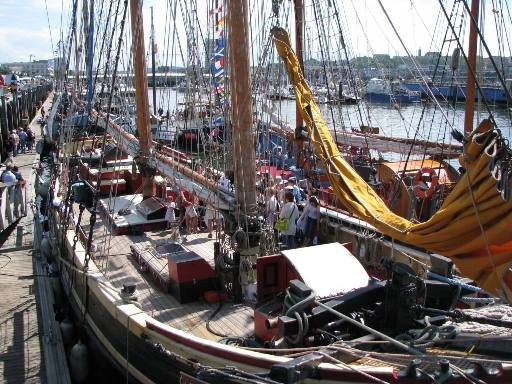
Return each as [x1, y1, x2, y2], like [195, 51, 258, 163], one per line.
[5, 137, 14, 160]
[9, 130, 19, 157]
[18, 129, 27, 154]
[26, 127, 34, 152]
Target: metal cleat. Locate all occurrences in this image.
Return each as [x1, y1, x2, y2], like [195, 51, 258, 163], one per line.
[466, 361, 501, 379]
[397, 358, 425, 380]
[434, 359, 453, 383]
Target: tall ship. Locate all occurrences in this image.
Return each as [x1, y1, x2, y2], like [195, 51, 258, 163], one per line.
[36, 0, 512, 383]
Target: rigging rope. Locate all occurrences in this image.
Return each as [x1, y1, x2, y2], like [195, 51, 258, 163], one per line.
[44, 0, 55, 68]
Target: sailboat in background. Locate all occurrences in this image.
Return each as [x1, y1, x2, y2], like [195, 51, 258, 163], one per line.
[36, 0, 512, 383]
[364, 77, 421, 104]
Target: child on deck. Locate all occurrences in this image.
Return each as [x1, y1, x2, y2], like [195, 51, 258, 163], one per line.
[165, 201, 176, 229]
[185, 191, 199, 234]
[204, 203, 223, 238]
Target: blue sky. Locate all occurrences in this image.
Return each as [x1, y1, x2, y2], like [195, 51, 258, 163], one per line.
[0, 1, 506, 65]
[0, 0, 66, 63]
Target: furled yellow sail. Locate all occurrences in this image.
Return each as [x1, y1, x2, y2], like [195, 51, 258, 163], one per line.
[271, 27, 512, 298]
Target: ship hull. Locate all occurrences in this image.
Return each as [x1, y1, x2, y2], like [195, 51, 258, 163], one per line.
[50, 213, 409, 384]
[60, 244, 196, 383]
[365, 91, 421, 103]
[402, 81, 510, 103]
[51, 203, 512, 384]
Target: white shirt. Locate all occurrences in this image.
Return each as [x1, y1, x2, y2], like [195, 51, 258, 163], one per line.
[278, 202, 299, 236]
[219, 174, 231, 189]
[204, 204, 220, 221]
[266, 195, 278, 214]
[303, 202, 320, 220]
[2, 171, 17, 183]
[165, 203, 176, 222]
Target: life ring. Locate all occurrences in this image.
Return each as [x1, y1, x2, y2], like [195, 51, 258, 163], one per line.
[378, 181, 393, 207]
[413, 167, 439, 199]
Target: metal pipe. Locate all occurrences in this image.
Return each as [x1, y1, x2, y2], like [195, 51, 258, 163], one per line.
[314, 300, 422, 355]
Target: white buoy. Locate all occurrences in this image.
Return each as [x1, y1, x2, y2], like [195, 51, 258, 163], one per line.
[59, 318, 75, 345]
[35, 139, 44, 154]
[48, 262, 63, 307]
[40, 237, 52, 261]
[69, 340, 89, 384]
[36, 181, 49, 198]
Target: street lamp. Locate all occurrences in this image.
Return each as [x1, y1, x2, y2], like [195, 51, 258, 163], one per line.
[29, 54, 35, 76]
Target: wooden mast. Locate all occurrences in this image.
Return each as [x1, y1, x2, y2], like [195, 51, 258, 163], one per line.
[150, 6, 157, 115]
[227, 0, 256, 215]
[130, 0, 154, 198]
[294, 0, 304, 128]
[464, 0, 479, 134]
[294, 0, 306, 168]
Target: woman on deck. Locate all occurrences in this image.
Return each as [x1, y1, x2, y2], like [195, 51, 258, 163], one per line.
[301, 195, 320, 246]
[278, 191, 299, 249]
[265, 187, 279, 226]
[204, 203, 223, 239]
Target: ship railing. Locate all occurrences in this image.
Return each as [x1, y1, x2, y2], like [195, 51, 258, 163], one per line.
[0, 180, 27, 232]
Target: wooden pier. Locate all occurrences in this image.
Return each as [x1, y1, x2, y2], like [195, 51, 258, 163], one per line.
[0, 93, 71, 384]
[0, 83, 53, 161]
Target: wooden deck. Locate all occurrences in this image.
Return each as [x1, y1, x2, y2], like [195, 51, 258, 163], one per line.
[0, 249, 46, 383]
[0, 93, 71, 384]
[82, 214, 254, 341]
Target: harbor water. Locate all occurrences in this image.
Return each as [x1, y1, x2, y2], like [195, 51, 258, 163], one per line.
[150, 87, 512, 146]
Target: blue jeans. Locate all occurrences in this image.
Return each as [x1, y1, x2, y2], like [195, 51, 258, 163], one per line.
[284, 234, 295, 249]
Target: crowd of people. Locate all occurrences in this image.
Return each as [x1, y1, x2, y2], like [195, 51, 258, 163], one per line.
[1, 110, 39, 183]
[162, 163, 320, 249]
[1, 164, 24, 184]
[0, 163, 26, 218]
[257, 172, 321, 250]
[5, 126, 35, 159]
[164, 182, 224, 238]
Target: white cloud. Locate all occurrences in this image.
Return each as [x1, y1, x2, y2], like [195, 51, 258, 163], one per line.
[0, 26, 59, 63]
[1, 0, 504, 65]
[29, 0, 64, 12]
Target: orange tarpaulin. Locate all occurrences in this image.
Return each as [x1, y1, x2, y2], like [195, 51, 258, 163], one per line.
[272, 27, 512, 299]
